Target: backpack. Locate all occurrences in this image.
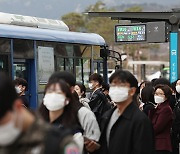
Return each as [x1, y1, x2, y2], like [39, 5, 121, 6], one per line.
[44, 127, 72, 154]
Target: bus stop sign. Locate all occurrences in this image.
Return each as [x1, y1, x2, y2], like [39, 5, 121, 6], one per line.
[170, 32, 178, 83]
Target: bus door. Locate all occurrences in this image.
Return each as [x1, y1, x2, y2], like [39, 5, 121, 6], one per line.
[0, 53, 11, 76]
[13, 59, 36, 108]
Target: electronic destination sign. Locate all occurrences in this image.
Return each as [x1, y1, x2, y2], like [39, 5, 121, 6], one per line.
[115, 24, 146, 42]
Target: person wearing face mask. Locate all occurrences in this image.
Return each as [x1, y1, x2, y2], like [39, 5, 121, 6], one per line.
[171, 79, 180, 154]
[13, 78, 29, 108]
[97, 70, 155, 154]
[74, 82, 91, 110]
[88, 73, 111, 124]
[40, 72, 101, 153]
[149, 84, 173, 154]
[152, 78, 176, 111]
[39, 79, 84, 152]
[0, 72, 80, 154]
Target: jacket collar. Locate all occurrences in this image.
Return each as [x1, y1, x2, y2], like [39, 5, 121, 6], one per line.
[101, 102, 137, 134]
[103, 102, 136, 122]
[156, 101, 169, 110]
[91, 88, 102, 96]
[157, 101, 169, 109]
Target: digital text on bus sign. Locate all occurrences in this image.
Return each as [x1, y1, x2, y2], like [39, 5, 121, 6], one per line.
[115, 24, 146, 42]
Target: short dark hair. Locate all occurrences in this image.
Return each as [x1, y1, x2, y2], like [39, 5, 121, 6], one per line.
[13, 78, 28, 91]
[89, 73, 103, 86]
[0, 72, 18, 119]
[109, 70, 138, 88]
[49, 71, 76, 87]
[141, 85, 155, 104]
[76, 82, 86, 98]
[153, 78, 171, 88]
[155, 84, 172, 101]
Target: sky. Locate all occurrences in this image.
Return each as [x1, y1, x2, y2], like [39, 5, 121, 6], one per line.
[0, 0, 179, 19]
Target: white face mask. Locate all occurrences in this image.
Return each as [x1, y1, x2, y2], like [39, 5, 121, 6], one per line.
[154, 95, 165, 104]
[88, 83, 94, 90]
[15, 86, 22, 94]
[176, 85, 180, 94]
[0, 113, 22, 146]
[109, 86, 129, 103]
[43, 93, 68, 111]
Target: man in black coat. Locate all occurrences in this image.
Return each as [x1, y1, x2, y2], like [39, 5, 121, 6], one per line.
[97, 70, 155, 154]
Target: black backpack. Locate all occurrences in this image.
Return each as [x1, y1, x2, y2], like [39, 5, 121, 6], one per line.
[44, 127, 72, 154]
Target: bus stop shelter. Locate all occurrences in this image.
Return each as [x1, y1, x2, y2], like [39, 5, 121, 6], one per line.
[88, 9, 180, 83]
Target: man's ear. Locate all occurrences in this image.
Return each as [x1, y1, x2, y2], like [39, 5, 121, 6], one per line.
[22, 86, 26, 91]
[95, 81, 99, 87]
[129, 87, 137, 96]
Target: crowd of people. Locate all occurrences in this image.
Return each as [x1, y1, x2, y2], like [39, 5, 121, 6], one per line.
[0, 70, 180, 154]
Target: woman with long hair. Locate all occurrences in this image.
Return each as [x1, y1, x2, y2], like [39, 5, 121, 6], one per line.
[141, 85, 156, 116]
[39, 78, 84, 151]
[138, 81, 151, 110]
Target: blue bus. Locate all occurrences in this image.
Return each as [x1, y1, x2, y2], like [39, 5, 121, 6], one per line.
[0, 12, 107, 109]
